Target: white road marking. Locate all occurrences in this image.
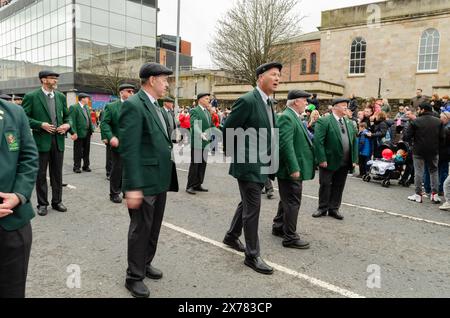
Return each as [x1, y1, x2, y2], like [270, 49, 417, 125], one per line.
[163, 221, 365, 298]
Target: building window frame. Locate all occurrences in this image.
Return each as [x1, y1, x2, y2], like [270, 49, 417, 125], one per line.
[310, 52, 317, 74]
[349, 37, 366, 75]
[417, 28, 440, 73]
[300, 58, 307, 75]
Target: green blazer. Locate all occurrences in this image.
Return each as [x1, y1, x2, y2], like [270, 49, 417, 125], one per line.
[277, 108, 315, 181]
[119, 90, 179, 196]
[22, 88, 70, 152]
[0, 100, 39, 231]
[70, 103, 95, 139]
[223, 88, 277, 184]
[313, 114, 359, 171]
[100, 100, 122, 152]
[190, 105, 213, 149]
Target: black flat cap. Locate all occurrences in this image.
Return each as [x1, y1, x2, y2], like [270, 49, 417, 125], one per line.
[256, 62, 283, 78]
[139, 63, 173, 79]
[197, 93, 211, 100]
[39, 70, 60, 79]
[14, 95, 23, 100]
[419, 102, 432, 111]
[78, 93, 91, 99]
[119, 83, 136, 91]
[287, 90, 312, 100]
[162, 96, 175, 103]
[0, 94, 12, 100]
[332, 98, 350, 106]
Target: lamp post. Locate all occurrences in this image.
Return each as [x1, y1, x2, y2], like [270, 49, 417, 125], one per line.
[174, 0, 181, 115]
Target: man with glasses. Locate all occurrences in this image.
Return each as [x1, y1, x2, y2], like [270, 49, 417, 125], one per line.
[23, 71, 71, 217]
[101, 84, 135, 204]
[312, 98, 358, 220]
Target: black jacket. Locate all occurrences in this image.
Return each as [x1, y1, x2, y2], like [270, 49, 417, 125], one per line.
[404, 111, 444, 159]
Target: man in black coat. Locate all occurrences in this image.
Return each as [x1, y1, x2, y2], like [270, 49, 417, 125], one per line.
[405, 103, 444, 204]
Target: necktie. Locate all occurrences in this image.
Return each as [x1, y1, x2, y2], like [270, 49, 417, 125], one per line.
[154, 102, 168, 137]
[266, 99, 274, 129]
[204, 108, 210, 125]
[339, 119, 346, 134]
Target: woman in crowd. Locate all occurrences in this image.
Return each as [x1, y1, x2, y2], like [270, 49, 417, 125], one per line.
[367, 111, 389, 158]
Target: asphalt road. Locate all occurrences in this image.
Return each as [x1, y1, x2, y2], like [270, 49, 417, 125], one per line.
[26, 132, 450, 298]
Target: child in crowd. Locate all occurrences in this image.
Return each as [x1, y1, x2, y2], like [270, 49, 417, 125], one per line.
[358, 122, 372, 177]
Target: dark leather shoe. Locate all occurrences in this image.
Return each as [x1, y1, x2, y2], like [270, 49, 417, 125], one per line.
[37, 206, 48, 216]
[73, 169, 81, 174]
[272, 228, 284, 238]
[146, 265, 163, 280]
[194, 186, 209, 192]
[110, 195, 123, 204]
[186, 188, 196, 195]
[328, 211, 344, 220]
[223, 236, 246, 252]
[267, 192, 274, 200]
[52, 203, 67, 213]
[312, 210, 327, 218]
[244, 257, 273, 275]
[125, 280, 150, 298]
[83, 167, 92, 172]
[283, 239, 310, 250]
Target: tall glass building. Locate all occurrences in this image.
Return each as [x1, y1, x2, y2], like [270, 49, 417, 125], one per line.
[0, 0, 157, 105]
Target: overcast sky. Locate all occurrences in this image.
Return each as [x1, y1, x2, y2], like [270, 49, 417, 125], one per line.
[157, 0, 386, 68]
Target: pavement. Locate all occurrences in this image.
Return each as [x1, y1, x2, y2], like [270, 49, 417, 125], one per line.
[26, 133, 450, 298]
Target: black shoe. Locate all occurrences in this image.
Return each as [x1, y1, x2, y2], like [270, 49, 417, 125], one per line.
[83, 167, 92, 172]
[328, 211, 344, 220]
[186, 188, 196, 195]
[272, 228, 284, 238]
[244, 256, 274, 275]
[223, 236, 246, 252]
[62, 183, 68, 187]
[267, 192, 274, 200]
[110, 195, 122, 204]
[73, 168, 81, 174]
[37, 206, 48, 216]
[106, 175, 111, 181]
[146, 265, 163, 280]
[194, 186, 209, 192]
[283, 239, 311, 250]
[125, 280, 150, 298]
[52, 203, 67, 213]
[312, 210, 327, 218]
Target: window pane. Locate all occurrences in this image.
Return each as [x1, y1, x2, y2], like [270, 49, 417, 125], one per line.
[92, 8, 109, 27]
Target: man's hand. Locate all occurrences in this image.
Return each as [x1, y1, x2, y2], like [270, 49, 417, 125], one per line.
[0, 193, 20, 218]
[41, 122, 56, 134]
[56, 123, 71, 135]
[366, 132, 372, 137]
[110, 137, 120, 148]
[290, 171, 301, 179]
[71, 133, 78, 141]
[201, 133, 208, 141]
[319, 162, 328, 168]
[125, 191, 144, 210]
[103, 139, 109, 145]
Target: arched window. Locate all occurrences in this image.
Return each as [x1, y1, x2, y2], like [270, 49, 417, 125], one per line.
[349, 37, 366, 74]
[310, 53, 317, 74]
[301, 59, 307, 74]
[418, 28, 440, 72]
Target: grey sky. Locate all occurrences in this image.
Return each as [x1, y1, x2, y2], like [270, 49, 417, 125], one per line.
[157, 0, 385, 68]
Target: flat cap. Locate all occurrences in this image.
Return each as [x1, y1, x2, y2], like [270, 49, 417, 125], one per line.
[14, 95, 23, 100]
[332, 98, 350, 106]
[162, 96, 175, 103]
[197, 93, 211, 101]
[256, 62, 283, 78]
[119, 83, 136, 92]
[78, 93, 91, 99]
[39, 70, 60, 79]
[139, 62, 173, 79]
[418, 102, 432, 111]
[287, 90, 311, 100]
[0, 94, 12, 100]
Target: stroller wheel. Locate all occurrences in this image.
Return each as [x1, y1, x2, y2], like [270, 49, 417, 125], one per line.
[382, 180, 391, 188]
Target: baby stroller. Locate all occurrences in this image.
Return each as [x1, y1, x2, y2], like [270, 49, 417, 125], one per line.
[362, 142, 409, 188]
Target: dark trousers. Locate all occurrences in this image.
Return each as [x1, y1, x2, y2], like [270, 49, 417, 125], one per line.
[186, 147, 208, 189]
[264, 179, 274, 193]
[273, 179, 302, 243]
[110, 151, 123, 197]
[106, 144, 112, 177]
[358, 155, 370, 176]
[0, 223, 32, 298]
[73, 134, 91, 170]
[37, 136, 64, 207]
[226, 180, 264, 258]
[424, 160, 449, 194]
[127, 193, 167, 282]
[318, 166, 349, 213]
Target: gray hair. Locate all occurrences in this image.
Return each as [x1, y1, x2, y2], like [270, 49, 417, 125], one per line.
[286, 99, 295, 107]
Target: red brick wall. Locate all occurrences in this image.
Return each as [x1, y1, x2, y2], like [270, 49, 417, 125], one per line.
[281, 39, 321, 83]
[180, 40, 191, 56]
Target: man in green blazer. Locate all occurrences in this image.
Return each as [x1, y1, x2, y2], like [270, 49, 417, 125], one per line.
[272, 90, 315, 249]
[186, 93, 214, 195]
[22, 70, 71, 216]
[0, 99, 39, 298]
[119, 63, 179, 298]
[313, 98, 358, 220]
[101, 84, 135, 203]
[70, 93, 95, 174]
[222, 62, 281, 275]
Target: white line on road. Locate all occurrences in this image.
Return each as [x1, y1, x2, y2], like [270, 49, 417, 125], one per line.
[163, 221, 365, 298]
